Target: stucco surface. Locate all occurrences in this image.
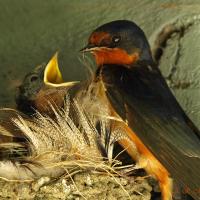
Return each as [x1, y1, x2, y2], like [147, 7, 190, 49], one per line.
[0, 0, 200, 128]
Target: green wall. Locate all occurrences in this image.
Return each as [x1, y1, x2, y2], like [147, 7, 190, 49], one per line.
[0, 0, 200, 127]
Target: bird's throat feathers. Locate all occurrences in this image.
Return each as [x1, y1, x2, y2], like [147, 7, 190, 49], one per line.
[93, 48, 140, 66]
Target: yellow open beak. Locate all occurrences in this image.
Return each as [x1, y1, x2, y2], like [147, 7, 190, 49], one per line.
[44, 52, 78, 87]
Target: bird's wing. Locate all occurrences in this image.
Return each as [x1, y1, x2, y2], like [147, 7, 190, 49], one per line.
[101, 64, 200, 199]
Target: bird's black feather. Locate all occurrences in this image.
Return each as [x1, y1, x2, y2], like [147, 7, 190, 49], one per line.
[100, 63, 200, 200]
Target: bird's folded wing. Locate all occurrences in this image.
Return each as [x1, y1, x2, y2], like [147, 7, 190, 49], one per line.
[101, 64, 200, 199]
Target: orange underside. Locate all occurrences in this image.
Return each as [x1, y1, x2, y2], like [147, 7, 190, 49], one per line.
[100, 88, 173, 199]
[115, 122, 172, 200]
[93, 48, 139, 66]
[91, 40, 172, 198]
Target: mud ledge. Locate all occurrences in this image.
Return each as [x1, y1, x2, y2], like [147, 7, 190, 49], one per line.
[0, 171, 154, 200]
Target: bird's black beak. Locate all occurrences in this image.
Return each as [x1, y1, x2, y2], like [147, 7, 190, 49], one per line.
[80, 44, 95, 52]
[80, 44, 103, 53]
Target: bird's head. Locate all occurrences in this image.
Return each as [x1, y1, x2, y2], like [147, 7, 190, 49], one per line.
[81, 20, 153, 66]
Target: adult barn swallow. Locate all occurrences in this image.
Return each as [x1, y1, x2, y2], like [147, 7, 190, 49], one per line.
[81, 20, 200, 200]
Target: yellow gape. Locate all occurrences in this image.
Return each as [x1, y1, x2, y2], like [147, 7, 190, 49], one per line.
[44, 53, 78, 87]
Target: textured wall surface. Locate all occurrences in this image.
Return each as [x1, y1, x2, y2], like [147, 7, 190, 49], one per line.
[0, 0, 200, 127]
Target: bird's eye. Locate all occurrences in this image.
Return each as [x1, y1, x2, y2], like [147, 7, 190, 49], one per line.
[30, 75, 39, 82]
[112, 36, 121, 43]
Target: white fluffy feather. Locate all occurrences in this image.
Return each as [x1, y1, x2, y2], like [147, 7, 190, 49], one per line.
[0, 93, 131, 181]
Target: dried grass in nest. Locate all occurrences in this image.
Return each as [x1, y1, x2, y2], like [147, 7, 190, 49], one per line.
[0, 93, 150, 200]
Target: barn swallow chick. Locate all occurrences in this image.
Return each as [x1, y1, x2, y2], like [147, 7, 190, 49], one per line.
[16, 53, 78, 115]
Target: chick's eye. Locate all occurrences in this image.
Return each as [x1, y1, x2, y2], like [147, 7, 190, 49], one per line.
[30, 75, 38, 82]
[112, 36, 121, 43]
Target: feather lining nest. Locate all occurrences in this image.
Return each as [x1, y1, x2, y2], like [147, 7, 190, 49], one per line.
[0, 94, 135, 182]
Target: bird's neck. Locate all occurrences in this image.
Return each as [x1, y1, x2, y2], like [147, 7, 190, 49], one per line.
[93, 48, 140, 66]
[96, 59, 156, 71]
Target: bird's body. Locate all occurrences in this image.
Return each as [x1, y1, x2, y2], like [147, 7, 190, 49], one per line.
[81, 20, 200, 200]
[0, 19, 199, 200]
[16, 53, 77, 115]
[0, 53, 79, 167]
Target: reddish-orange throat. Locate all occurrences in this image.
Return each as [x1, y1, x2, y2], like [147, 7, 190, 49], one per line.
[92, 48, 139, 66]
